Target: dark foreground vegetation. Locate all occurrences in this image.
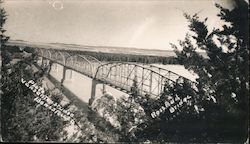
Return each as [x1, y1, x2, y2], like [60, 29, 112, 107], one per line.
[1, 49, 67, 141]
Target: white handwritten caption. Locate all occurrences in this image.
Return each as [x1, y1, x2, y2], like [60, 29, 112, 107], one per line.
[21, 78, 74, 124]
[151, 95, 205, 119]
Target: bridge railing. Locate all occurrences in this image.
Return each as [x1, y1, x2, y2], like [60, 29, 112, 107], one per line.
[149, 64, 198, 90]
[94, 62, 181, 98]
[36, 48, 103, 78]
[65, 55, 94, 77]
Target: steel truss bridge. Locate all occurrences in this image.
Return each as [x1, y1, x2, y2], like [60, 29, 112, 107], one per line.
[35, 48, 197, 105]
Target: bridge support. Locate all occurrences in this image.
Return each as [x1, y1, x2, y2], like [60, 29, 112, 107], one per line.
[89, 80, 106, 106]
[89, 79, 98, 105]
[68, 69, 73, 79]
[47, 61, 53, 74]
[41, 58, 46, 67]
[61, 67, 73, 84]
[102, 84, 106, 94]
[61, 66, 66, 84]
[42, 58, 50, 67]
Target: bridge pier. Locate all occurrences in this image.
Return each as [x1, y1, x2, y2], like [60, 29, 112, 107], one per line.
[61, 66, 67, 84]
[41, 58, 46, 67]
[89, 79, 98, 105]
[89, 80, 106, 106]
[42, 58, 50, 67]
[61, 66, 73, 84]
[68, 69, 73, 79]
[102, 84, 106, 94]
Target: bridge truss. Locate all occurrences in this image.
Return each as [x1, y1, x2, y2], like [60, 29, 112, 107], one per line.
[35, 48, 197, 99]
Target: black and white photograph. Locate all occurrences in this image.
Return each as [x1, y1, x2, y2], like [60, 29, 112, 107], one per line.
[0, 0, 249, 143]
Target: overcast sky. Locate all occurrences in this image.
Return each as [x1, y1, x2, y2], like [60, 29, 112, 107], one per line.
[3, 0, 234, 50]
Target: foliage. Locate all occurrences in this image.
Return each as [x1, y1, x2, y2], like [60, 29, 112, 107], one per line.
[167, 0, 249, 142]
[1, 50, 68, 142]
[0, 0, 10, 65]
[0, 0, 9, 47]
[91, 93, 147, 142]
[68, 109, 114, 143]
[1, 0, 9, 141]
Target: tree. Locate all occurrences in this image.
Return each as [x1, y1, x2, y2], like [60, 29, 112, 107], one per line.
[0, 0, 9, 141]
[0, 0, 10, 65]
[169, 0, 249, 142]
[91, 93, 147, 142]
[1, 55, 70, 142]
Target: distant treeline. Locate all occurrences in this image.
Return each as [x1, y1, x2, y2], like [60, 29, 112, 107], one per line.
[4, 45, 23, 53]
[62, 50, 178, 64]
[3, 45, 25, 59]
[8, 46, 178, 64]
